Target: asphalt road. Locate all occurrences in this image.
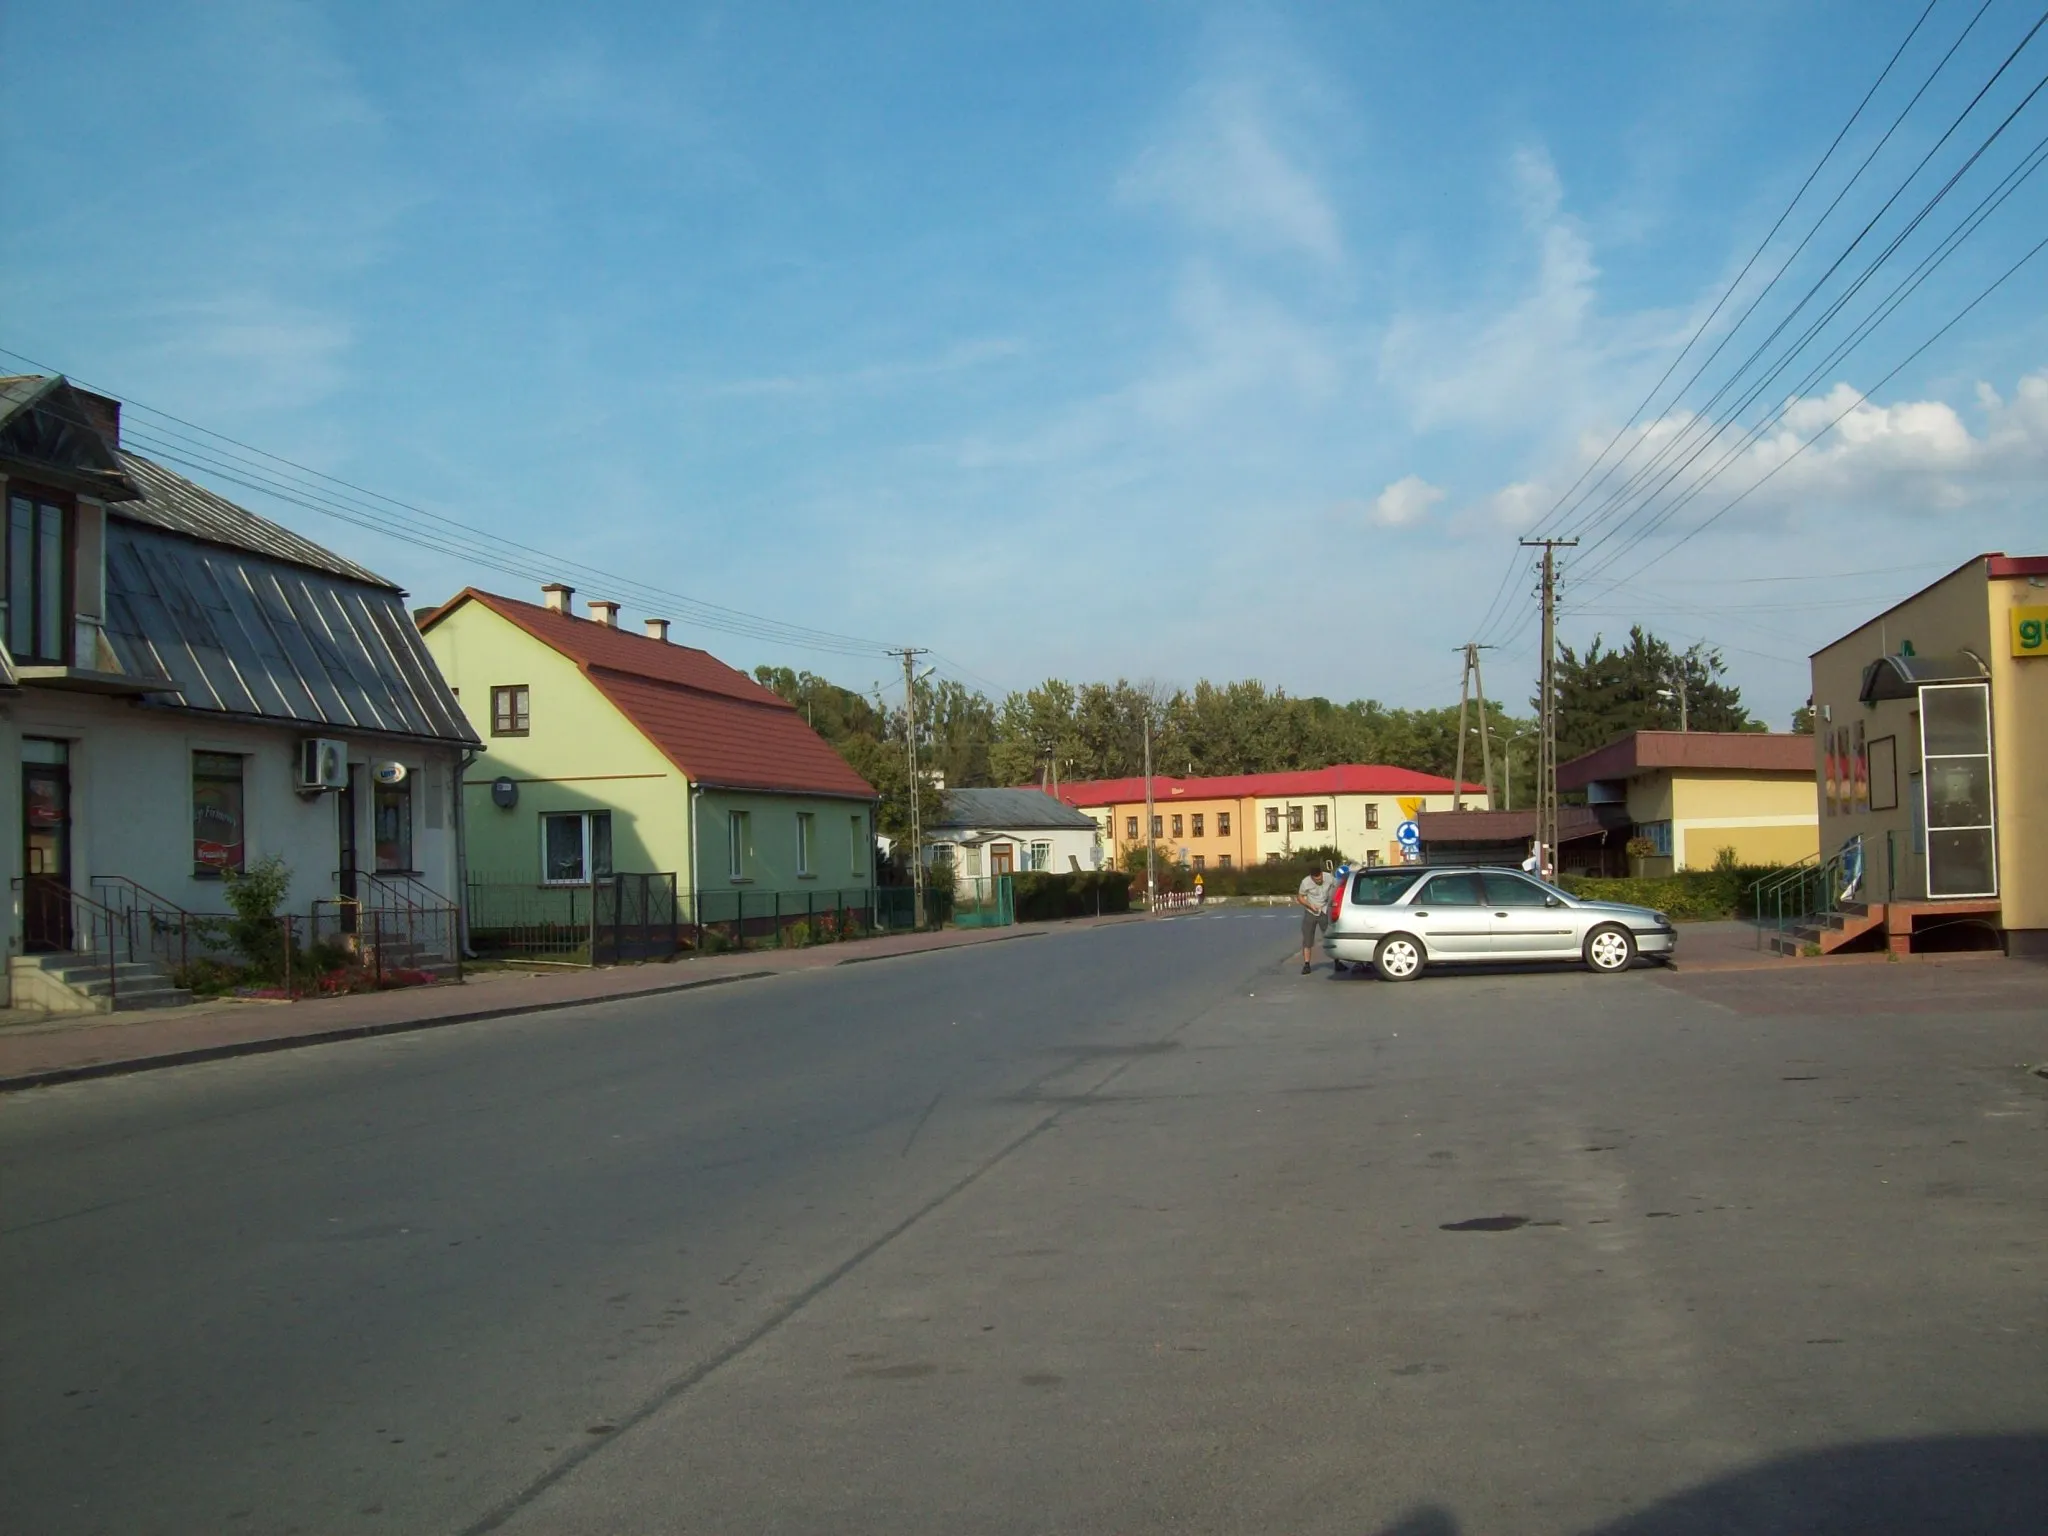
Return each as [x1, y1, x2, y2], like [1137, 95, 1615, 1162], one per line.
[4, 913, 2045, 1535]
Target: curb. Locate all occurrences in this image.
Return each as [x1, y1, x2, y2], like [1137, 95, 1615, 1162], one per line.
[0, 922, 1077, 1094]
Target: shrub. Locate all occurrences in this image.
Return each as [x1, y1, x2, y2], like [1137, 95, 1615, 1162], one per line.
[222, 855, 294, 981]
[1558, 865, 1789, 921]
[1011, 870, 1133, 922]
[1193, 855, 1352, 898]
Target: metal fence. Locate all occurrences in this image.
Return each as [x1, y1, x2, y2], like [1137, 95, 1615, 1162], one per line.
[466, 876, 921, 962]
[952, 876, 1014, 928]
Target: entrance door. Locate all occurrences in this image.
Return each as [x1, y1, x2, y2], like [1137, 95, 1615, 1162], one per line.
[989, 842, 1015, 877]
[337, 763, 361, 931]
[22, 740, 72, 952]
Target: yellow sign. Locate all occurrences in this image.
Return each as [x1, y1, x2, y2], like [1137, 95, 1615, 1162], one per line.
[2013, 604, 2048, 657]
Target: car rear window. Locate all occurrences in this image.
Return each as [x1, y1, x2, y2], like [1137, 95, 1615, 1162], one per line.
[1348, 870, 1423, 904]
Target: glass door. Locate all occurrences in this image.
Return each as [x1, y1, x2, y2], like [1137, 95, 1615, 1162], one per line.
[1919, 683, 1996, 898]
[22, 739, 72, 952]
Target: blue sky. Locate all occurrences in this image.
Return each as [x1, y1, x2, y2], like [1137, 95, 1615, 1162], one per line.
[5, 1, 2045, 726]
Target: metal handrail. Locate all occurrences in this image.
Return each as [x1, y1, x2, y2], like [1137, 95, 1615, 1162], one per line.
[1750, 844, 1856, 954]
[89, 875, 216, 974]
[12, 877, 123, 1007]
[331, 872, 461, 979]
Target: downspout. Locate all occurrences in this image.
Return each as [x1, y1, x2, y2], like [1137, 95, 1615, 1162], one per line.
[689, 781, 702, 953]
[454, 745, 480, 965]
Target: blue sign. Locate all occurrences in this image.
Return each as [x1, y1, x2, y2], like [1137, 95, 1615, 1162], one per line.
[1395, 820, 1421, 847]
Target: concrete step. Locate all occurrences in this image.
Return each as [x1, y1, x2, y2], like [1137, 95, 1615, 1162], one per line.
[15, 954, 166, 982]
[109, 986, 195, 1012]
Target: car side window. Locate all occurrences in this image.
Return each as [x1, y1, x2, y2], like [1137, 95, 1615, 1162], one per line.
[1485, 874, 1553, 908]
[1421, 873, 1486, 906]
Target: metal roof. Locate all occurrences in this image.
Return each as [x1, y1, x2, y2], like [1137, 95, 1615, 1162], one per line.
[931, 787, 1100, 832]
[114, 452, 396, 589]
[1558, 730, 1815, 790]
[104, 518, 477, 745]
[1858, 652, 1990, 703]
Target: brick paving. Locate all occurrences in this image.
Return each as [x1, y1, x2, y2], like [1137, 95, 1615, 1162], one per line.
[0, 916, 1145, 1091]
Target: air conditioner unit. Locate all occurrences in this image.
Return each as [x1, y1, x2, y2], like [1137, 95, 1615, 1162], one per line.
[298, 738, 348, 792]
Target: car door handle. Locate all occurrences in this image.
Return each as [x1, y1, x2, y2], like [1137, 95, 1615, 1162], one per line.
[1494, 911, 1509, 918]
[1412, 911, 1428, 918]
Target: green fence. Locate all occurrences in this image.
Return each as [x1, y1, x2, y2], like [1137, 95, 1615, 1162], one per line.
[952, 876, 1015, 928]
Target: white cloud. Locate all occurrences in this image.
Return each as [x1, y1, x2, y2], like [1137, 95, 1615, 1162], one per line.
[1371, 474, 1445, 527]
[706, 338, 1026, 401]
[1120, 79, 1343, 266]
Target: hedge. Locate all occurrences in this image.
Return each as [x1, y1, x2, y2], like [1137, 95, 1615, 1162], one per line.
[1010, 869, 1133, 922]
[1558, 866, 1787, 921]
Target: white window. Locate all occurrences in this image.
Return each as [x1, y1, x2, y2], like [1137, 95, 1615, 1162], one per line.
[963, 845, 983, 876]
[796, 812, 814, 877]
[1028, 840, 1051, 870]
[728, 810, 750, 880]
[542, 811, 612, 885]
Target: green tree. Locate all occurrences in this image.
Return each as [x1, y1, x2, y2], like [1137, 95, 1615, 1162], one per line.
[1790, 700, 1815, 734]
[1549, 627, 1755, 761]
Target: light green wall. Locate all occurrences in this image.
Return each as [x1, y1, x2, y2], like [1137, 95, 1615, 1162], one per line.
[695, 789, 873, 899]
[423, 601, 874, 897]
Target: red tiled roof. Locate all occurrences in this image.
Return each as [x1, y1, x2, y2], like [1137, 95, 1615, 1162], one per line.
[1558, 730, 1813, 791]
[421, 589, 875, 799]
[1048, 765, 1483, 808]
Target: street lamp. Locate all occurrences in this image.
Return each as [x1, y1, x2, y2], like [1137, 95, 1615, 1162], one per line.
[1657, 671, 1690, 732]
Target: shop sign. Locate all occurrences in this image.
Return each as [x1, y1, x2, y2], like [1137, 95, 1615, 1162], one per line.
[2011, 605, 2048, 657]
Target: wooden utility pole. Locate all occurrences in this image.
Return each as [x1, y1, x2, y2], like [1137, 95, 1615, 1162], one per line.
[892, 647, 931, 926]
[1519, 538, 1577, 880]
[1450, 642, 1496, 811]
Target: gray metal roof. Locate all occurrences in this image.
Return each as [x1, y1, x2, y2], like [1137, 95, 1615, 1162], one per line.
[931, 787, 1100, 832]
[114, 452, 396, 589]
[1858, 651, 1989, 703]
[103, 518, 477, 745]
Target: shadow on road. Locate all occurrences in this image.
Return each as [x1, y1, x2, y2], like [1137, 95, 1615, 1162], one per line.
[1326, 958, 1670, 983]
[1372, 1435, 2048, 1535]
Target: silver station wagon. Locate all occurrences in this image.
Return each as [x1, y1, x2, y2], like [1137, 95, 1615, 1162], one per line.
[1325, 865, 1676, 982]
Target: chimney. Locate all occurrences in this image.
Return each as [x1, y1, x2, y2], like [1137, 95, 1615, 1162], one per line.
[643, 618, 670, 642]
[541, 583, 574, 614]
[588, 600, 620, 628]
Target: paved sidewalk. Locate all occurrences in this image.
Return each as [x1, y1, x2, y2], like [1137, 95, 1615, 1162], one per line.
[0, 916, 1144, 1091]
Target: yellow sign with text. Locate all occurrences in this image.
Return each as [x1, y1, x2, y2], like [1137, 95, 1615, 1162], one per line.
[2013, 604, 2048, 657]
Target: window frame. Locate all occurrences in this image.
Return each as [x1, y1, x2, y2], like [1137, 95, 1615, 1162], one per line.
[1365, 804, 1379, 829]
[1028, 839, 1051, 870]
[540, 810, 613, 886]
[796, 811, 815, 878]
[1218, 854, 1233, 869]
[1264, 808, 1279, 833]
[1191, 813, 1204, 838]
[373, 775, 414, 874]
[1170, 813, 1183, 838]
[1313, 805, 1329, 831]
[1126, 816, 1139, 840]
[491, 684, 531, 737]
[727, 809, 750, 882]
[1287, 805, 1304, 833]
[191, 751, 246, 878]
[7, 485, 71, 665]
[1150, 815, 1162, 838]
[1217, 811, 1230, 836]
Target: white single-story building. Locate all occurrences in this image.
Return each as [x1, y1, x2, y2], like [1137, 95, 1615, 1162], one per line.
[0, 375, 478, 1010]
[925, 788, 1101, 889]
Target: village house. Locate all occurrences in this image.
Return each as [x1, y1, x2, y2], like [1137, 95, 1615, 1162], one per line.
[0, 376, 476, 1011]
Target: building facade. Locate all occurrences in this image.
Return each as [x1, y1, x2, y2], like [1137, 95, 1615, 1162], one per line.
[419, 586, 877, 933]
[1556, 731, 1820, 873]
[926, 787, 1102, 890]
[0, 376, 476, 1007]
[1054, 766, 1487, 870]
[1809, 552, 2047, 955]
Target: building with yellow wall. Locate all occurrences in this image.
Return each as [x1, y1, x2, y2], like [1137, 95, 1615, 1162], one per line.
[1558, 731, 1819, 873]
[1054, 767, 1486, 871]
[1809, 552, 2048, 956]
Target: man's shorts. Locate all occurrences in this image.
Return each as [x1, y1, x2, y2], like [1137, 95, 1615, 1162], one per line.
[1301, 910, 1329, 948]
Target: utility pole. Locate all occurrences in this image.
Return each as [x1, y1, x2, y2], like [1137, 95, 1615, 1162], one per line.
[1143, 711, 1157, 912]
[1450, 642, 1497, 811]
[892, 647, 931, 927]
[1520, 538, 1577, 880]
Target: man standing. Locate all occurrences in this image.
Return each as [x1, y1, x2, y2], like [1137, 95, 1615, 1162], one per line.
[1296, 865, 1331, 975]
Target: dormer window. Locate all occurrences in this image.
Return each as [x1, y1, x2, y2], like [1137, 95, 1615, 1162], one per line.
[6, 489, 69, 664]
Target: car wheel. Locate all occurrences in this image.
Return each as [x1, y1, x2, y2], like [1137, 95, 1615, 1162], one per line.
[1584, 923, 1637, 974]
[1373, 933, 1425, 983]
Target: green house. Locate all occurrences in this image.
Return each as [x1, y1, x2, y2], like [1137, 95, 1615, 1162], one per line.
[419, 585, 877, 945]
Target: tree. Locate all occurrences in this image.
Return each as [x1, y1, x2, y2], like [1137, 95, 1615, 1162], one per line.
[1548, 627, 1755, 761]
[1790, 700, 1815, 734]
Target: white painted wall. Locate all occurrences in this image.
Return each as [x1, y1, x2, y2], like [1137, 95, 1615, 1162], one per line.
[928, 823, 1101, 889]
[0, 690, 465, 986]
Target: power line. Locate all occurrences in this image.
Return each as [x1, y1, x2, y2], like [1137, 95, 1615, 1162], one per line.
[1469, 0, 1951, 646]
[0, 346, 903, 661]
